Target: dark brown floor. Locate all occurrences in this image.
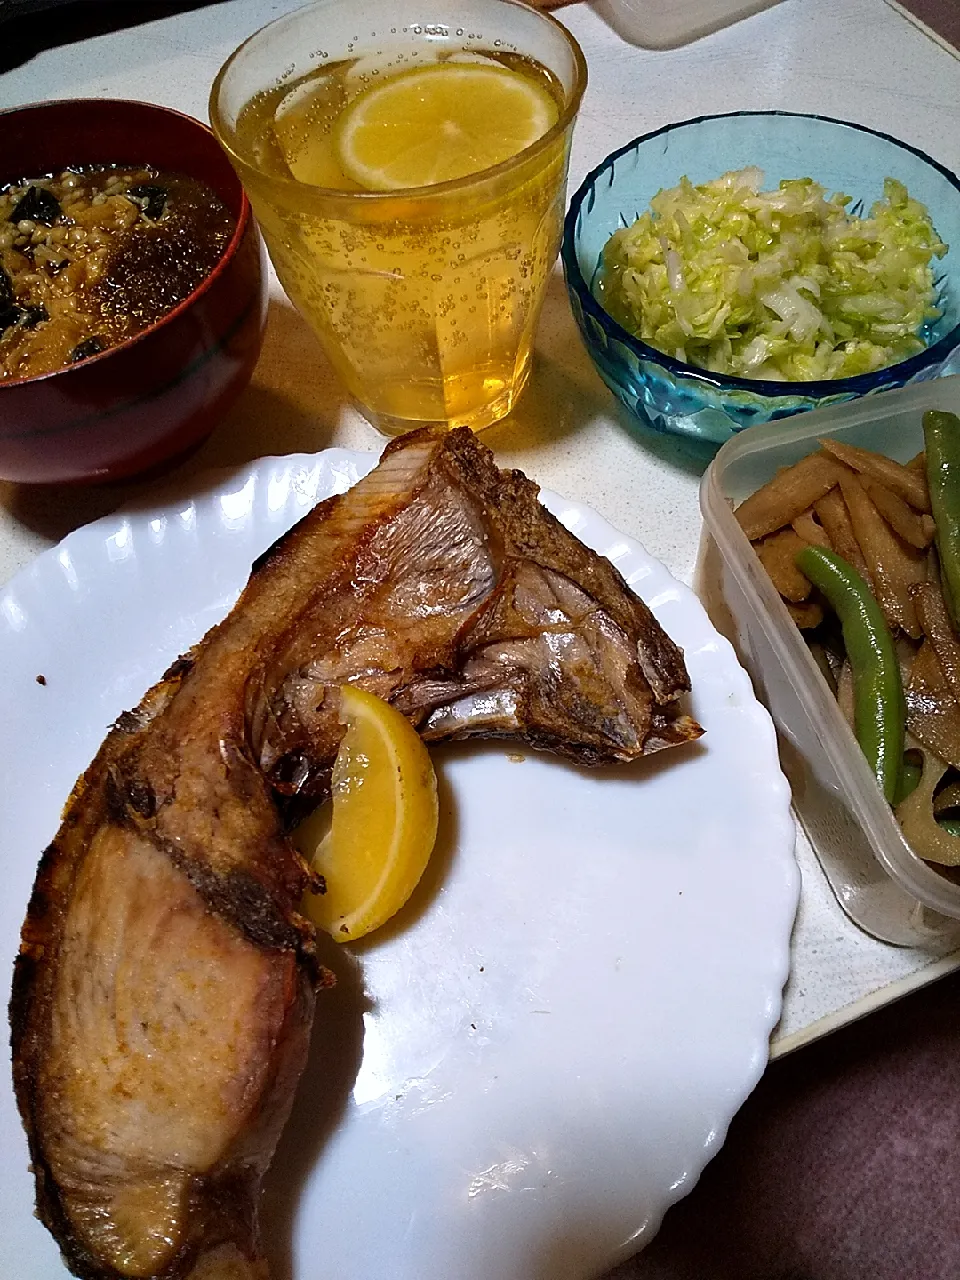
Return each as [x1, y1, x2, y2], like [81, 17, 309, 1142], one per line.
[607, 969, 960, 1279]
[887, 0, 960, 52]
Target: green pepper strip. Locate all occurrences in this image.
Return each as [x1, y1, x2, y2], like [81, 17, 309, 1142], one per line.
[795, 545, 905, 804]
[923, 409, 960, 628]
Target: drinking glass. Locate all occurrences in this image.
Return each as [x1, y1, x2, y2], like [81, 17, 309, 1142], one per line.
[210, 0, 587, 436]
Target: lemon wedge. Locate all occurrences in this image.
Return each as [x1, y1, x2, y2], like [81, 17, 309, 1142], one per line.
[334, 62, 559, 191]
[296, 685, 439, 942]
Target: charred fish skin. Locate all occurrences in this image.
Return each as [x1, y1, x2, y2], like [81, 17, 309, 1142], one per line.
[10, 662, 318, 1280]
[10, 426, 701, 1280]
[251, 427, 701, 797]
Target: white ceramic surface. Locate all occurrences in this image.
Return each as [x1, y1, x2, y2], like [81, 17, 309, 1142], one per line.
[0, 449, 798, 1278]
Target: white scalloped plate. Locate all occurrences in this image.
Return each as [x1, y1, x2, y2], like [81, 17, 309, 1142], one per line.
[0, 450, 798, 1280]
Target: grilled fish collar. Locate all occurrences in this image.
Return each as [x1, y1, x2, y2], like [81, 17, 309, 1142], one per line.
[11, 426, 701, 1279]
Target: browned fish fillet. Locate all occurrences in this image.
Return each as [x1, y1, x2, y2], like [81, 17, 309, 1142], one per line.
[10, 426, 701, 1280]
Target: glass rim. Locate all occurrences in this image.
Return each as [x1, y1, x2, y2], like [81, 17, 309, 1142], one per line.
[209, 0, 588, 205]
[561, 109, 960, 401]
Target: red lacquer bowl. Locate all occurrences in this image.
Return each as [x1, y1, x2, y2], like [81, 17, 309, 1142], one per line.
[0, 98, 268, 484]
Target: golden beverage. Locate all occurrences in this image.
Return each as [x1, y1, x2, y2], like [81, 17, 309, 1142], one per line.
[211, 2, 587, 435]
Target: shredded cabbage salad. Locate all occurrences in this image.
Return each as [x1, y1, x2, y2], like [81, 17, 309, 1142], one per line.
[598, 168, 947, 381]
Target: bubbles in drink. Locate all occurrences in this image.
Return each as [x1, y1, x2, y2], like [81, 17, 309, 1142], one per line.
[233, 43, 569, 432]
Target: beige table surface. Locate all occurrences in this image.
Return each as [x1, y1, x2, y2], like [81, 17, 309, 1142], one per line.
[2, 0, 960, 1058]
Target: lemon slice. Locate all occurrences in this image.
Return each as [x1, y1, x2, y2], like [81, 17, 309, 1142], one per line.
[335, 62, 559, 191]
[273, 75, 350, 186]
[296, 685, 439, 942]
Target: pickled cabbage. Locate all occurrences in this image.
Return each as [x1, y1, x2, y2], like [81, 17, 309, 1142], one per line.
[598, 169, 947, 381]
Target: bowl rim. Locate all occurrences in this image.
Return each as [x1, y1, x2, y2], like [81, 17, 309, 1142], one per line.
[561, 108, 960, 401]
[0, 97, 254, 391]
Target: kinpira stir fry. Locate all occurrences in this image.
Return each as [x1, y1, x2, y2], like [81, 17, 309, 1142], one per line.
[737, 410, 960, 868]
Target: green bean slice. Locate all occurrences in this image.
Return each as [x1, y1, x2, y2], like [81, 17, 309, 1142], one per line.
[795, 545, 905, 804]
[923, 409, 960, 628]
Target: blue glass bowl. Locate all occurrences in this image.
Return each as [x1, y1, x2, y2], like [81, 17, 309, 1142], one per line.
[562, 112, 960, 444]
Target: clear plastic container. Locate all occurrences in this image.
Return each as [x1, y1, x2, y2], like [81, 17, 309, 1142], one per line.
[697, 374, 960, 947]
[592, 0, 782, 49]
